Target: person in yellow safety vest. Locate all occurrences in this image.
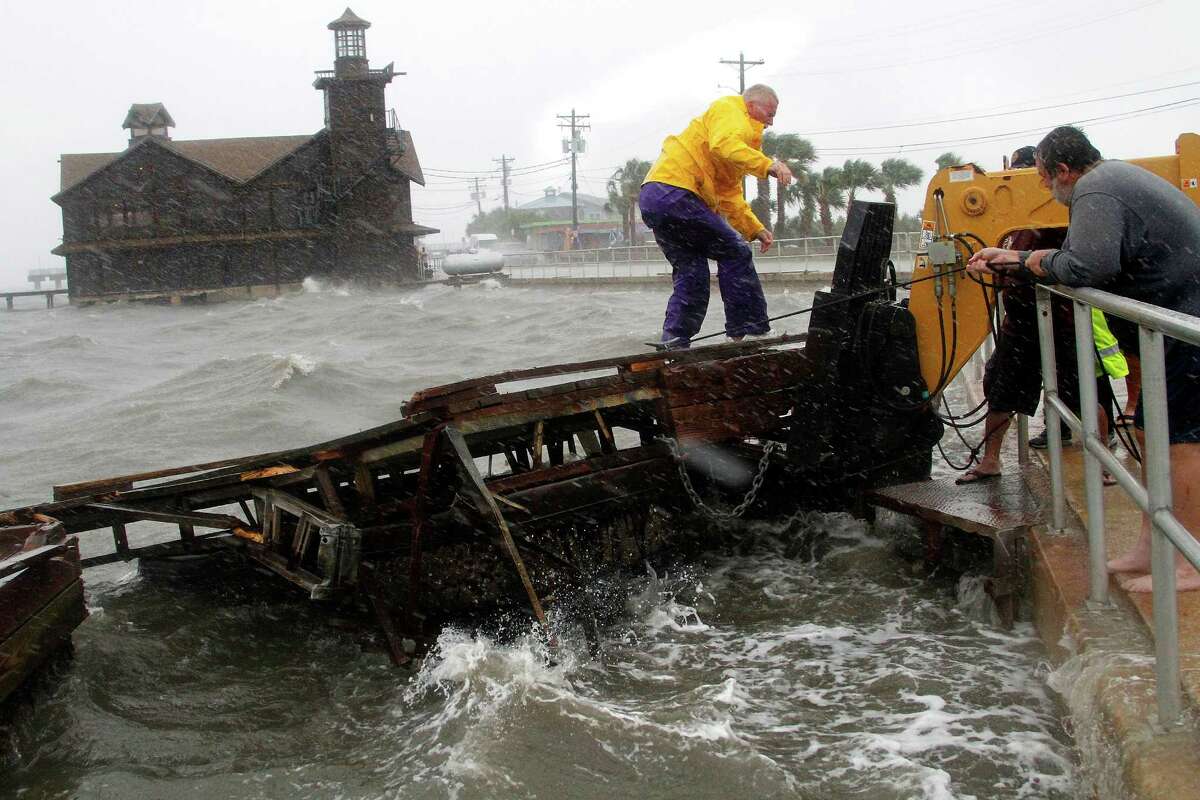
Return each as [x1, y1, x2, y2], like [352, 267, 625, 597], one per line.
[638, 85, 794, 348]
[1093, 308, 1128, 380]
[1090, 309, 1128, 486]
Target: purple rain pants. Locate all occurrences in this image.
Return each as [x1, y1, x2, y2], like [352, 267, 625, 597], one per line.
[638, 182, 769, 346]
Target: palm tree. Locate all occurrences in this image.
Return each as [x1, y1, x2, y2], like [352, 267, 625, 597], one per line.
[606, 158, 652, 244]
[813, 166, 846, 236]
[841, 159, 878, 208]
[758, 132, 817, 234]
[792, 175, 819, 237]
[877, 158, 924, 205]
[935, 152, 964, 171]
[773, 136, 816, 235]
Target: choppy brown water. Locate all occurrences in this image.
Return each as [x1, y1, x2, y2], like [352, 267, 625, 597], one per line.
[0, 281, 1076, 798]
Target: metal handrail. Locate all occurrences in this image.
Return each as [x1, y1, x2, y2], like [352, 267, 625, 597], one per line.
[1036, 283, 1200, 729]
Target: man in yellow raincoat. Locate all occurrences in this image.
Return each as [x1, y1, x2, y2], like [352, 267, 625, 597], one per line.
[639, 85, 794, 348]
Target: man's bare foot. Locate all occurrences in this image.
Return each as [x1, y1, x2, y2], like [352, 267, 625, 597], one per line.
[1118, 568, 1200, 593]
[1107, 551, 1151, 574]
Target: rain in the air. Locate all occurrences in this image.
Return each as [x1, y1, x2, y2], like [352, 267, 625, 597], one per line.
[4, 1, 1200, 798]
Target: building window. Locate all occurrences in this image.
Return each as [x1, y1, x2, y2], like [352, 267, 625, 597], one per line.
[335, 28, 365, 59]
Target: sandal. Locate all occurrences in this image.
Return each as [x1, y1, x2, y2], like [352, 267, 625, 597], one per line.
[956, 467, 1001, 485]
[1103, 470, 1118, 487]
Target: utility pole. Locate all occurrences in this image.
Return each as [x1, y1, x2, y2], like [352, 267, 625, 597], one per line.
[470, 177, 485, 216]
[557, 108, 590, 246]
[493, 154, 515, 211]
[719, 51, 764, 93]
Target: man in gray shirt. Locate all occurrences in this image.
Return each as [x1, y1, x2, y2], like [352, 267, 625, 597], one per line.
[967, 125, 1200, 593]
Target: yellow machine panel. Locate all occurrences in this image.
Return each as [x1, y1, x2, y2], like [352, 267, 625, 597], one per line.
[909, 132, 1200, 394]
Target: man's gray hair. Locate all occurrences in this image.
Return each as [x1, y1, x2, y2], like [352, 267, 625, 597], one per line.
[743, 84, 778, 105]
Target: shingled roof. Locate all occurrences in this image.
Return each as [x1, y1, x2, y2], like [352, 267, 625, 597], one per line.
[57, 133, 318, 195]
[390, 130, 425, 186]
[58, 129, 429, 197]
[123, 103, 175, 130]
[328, 8, 370, 29]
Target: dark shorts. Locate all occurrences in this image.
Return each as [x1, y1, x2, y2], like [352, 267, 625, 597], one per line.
[1134, 340, 1200, 444]
[983, 289, 1081, 416]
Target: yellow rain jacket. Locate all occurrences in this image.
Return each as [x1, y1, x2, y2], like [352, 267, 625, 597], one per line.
[643, 95, 773, 241]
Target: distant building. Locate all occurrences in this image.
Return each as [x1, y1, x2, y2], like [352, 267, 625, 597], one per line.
[52, 9, 437, 304]
[517, 187, 633, 251]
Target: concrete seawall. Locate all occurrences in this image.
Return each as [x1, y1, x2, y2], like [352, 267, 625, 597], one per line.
[1026, 446, 1200, 798]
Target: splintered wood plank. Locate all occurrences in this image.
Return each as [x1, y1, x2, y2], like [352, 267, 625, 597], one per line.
[403, 334, 809, 413]
[404, 382, 499, 415]
[661, 350, 809, 399]
[443, 426, 550, 634]
[51, 455, 269, 500]
[407, 426, 443, 630]
[249, 488, 346, 527]
[112, 521, 130, 556]
[238, 500, 257, 529]
[292, 518, 312, 560]
[81, 503, 243, 530]
[359, 562, 411, 667]
[315, 467, 346, 517]
[240, 465, 300, 481]
[670, 396, 792, 443]
[594, 411, 615, 454]
[0, 543, 68, 580]
[355, 463, 376, 505]
[576, 430, 603, 457]
[454, 388, 661, 436]
[485, 445, 666, 495]
[531, 422, 545, 470]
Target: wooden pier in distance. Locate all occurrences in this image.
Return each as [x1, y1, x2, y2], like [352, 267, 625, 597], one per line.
[3, 289, 68, 310]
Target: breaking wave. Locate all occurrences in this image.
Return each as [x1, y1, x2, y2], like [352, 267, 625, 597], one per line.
[269, 352, 319, 389]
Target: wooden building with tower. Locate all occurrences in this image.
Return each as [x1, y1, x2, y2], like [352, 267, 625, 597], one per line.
[52, 9, 437, 304]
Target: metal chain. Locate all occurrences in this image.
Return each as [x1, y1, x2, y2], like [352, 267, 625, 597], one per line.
[658, 436, 778, 521]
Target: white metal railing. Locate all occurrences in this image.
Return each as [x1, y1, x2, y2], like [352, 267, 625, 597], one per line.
[500, 232, 924, 280]
[1036, 283, 1200, 729]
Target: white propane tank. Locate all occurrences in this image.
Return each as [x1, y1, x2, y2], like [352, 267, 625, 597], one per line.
[442, 252, 505, 276]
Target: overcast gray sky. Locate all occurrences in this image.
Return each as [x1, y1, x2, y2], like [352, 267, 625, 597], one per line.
[1, 0, 1197, 289]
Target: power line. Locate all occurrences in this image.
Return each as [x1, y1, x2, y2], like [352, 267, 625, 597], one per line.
[797, 79, 1200, 136]
[421, 157, 569, 176]
[776, 0, 1162, 78]
[814, 96, 1200, 156]
[793, 0, 1021, 52]
[412, 200, 477, 212]
[422, 159, 570, 183]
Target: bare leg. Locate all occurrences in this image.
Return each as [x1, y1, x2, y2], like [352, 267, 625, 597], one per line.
[1109, 428, 1152, 573]
[1123, 355, 1141, 418]
[1116, 441, 1200, 592]
[1097, 402, 1116, 485]
[972, 411, 1011, 476]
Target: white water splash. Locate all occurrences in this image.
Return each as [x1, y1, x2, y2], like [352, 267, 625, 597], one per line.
[270, 352, 319, 389]
[301, 276, 351, 296]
